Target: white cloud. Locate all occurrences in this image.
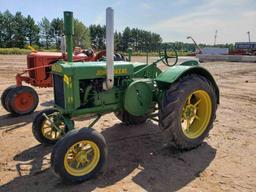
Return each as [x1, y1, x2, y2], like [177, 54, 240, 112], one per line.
[148, 0, 256, 44]
[141, 2, 152, 10]
[94, 14, 104, 24]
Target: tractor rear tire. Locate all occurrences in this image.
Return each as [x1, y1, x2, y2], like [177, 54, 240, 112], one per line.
[32, 108, 70, 145]
[1, 85, 17, 111]
[5, 86, 38, 115]
[159, 74, 217, 150]
[115, 110, 147, 125]
[51, 128, 107, 183]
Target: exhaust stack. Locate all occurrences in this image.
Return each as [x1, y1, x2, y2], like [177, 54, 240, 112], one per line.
[64, 11, 74, 63]
[105, 7, 114, 90]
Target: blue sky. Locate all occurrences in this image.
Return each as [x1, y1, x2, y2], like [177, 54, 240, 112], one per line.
[1, 0, 256, 44]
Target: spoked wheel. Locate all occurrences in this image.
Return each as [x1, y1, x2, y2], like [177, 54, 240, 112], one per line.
[1, 85, 16, 111]
[159, 74, 217, 149]
[51, 128, 107, 183]
[32, 108, 69, 145]
[181, 90, 212, 139]
[5, 86, 38, 115]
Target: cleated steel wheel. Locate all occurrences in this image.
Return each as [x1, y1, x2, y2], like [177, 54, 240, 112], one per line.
[159, 74, 217, 149]
[51, 128, 107, 183]
[32, 108, 69, 145]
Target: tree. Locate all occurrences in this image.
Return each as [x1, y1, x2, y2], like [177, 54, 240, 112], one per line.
[89, 24, 106, 49]
[119, 27, 162, 52]
[73, 19, 91, 48]
[51, 18, 63, 49]
[0, 10, 165, 52]
[114, 32, 122, 51]
[150, 33, 162, 51]
[131, 28, 139, 51]
[0, 10, 15, 47]
[121, 27, 132, 51]
[39, 17, 53, 49]
[0, 12, 4, 47]
[25, 15, 39, 46]
[0, 11, 39, 48]
[13, 12, 27, 48]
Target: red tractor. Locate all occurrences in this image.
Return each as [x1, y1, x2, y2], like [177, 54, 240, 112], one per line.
[229, 42, 256, 55]
[1, 49, 126, 115]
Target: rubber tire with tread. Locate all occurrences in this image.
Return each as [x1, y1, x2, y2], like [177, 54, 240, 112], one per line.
[114, 53, 128, 61]
[1, 85, 16, 111]
[5, 86, 38, 115]
[32, 108, 66, 145]
[115, 110, 147, 125]
[51, 128, 107, 184]
[159, 74, 217, 150]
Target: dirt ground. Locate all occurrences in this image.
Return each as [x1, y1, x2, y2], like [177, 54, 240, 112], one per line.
[0, 55, 255, 192]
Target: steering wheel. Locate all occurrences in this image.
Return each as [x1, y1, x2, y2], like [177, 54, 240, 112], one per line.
[159, 46, 178, 66]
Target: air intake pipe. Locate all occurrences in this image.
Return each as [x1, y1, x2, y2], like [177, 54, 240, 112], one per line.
[64, 11, 74, 63]
[105, 7, 114, 90]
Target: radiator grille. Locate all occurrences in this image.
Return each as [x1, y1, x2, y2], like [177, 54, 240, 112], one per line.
[53, 74, 65, 108]
[27, 57, 35, 78]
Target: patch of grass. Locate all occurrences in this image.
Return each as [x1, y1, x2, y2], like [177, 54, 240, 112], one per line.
[0, 48, 31, 55]
[0, 48, 192, 56]
[122, 51, 191, 57]
[0, 48, 59, 55]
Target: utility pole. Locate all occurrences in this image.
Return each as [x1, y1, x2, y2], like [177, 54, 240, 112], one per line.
[247, 31, 251, 43]
[214, 30, 218, 46]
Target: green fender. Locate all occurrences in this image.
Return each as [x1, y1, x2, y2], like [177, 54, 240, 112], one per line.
[155, 61, 220, 104]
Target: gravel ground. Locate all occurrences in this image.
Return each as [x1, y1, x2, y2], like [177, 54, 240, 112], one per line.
[0, 55, 255, 192]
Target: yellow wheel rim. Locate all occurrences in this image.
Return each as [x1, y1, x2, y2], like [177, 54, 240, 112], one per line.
[64, 140, 100, 176]
[41, 113, 65, 141]
[181, 90, 212, 139]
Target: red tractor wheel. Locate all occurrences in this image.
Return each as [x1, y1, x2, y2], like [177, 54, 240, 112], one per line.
[5, 86, 39, 115]
[1, 85, 17, 111]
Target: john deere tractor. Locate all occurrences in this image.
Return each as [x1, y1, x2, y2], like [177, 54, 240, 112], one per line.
[32, 8, 219, 183]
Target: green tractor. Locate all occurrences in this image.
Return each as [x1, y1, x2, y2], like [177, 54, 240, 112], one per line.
[32, 8, 219, 183]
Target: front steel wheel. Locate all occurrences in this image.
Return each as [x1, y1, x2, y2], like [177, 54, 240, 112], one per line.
[32, 109, 67, 145]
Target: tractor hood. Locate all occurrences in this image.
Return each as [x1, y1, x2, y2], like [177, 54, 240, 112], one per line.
[51, 61, 147, 79]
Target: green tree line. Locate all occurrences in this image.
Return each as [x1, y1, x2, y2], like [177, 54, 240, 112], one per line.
[0, 10, 163, 52]
[162, 42, 234, 52]
[0, 10, 234, 53]
[0, 10, 91, 49]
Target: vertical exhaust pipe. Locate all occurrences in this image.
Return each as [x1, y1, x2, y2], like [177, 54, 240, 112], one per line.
[105, 7, 114, 90]
[64, 11, 74, 63]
